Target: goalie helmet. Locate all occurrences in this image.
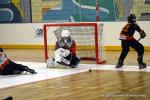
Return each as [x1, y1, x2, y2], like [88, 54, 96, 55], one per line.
[61, 30, 71, 37]
[61, 30, 72, 44]
[127, 14, 136, 23]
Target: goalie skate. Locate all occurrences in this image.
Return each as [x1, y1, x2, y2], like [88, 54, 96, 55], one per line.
[55, 57, 71, 69]
[47, 58, 69, 69]
[46, 58, 55, 68]
[55, 63, 70, 69]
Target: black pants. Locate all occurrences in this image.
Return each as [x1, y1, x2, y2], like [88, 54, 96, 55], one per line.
[0, 60, 27, 75]
[68, 54, 80, 66]
[118, 39, 144, 62]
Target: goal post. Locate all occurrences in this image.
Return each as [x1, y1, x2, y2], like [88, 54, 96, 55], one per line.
[43, 22, 106, 64]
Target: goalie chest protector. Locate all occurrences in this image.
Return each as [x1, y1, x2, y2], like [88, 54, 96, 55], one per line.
[57, 37, 73, 49]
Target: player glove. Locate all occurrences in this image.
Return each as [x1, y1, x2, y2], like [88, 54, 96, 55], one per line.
[140, 30, 146, 38]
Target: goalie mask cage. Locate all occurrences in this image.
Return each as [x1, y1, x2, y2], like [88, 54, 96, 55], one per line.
[44, 22, 106, 64]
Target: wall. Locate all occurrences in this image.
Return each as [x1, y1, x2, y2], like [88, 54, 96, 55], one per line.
[0, 21, 150, 50]
[103, 21, 150, 46]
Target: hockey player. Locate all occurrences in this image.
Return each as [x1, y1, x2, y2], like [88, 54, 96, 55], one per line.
[0, 47, 37, 75]
[54, 30, 80, 68]
[116, 14, 147, 69]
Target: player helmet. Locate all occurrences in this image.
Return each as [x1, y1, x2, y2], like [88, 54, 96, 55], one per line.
[61, 30, 71, 37]
[60, 30, 72, 44]
[127, 14, 136, 23]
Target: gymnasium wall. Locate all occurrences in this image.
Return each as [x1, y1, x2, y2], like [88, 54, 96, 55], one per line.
[0, 21, 149, 50]
[0, 0, 150, 23]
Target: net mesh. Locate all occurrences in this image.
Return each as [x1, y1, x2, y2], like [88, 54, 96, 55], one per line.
[44, 23, 105, 64]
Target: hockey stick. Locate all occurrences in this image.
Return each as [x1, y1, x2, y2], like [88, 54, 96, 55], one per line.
[137, 37, 142, 41]
[129, 37, 142, 51]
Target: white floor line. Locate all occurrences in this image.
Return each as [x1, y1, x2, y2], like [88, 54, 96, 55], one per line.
[0, 62, 94, 89]
[0, 62, 149, 89]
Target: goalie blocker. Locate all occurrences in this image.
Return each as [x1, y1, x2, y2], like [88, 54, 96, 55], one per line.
[59, 53, 80, 68]
[54, 48, 80, 68]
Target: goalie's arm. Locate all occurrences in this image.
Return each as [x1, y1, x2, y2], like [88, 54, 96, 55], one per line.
[55, 41, 60, 50]
[69, 40, 77, 56]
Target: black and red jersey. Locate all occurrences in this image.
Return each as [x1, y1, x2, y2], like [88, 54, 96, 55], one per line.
[0, 52, 9, 70]
[119, 23, 142, 40]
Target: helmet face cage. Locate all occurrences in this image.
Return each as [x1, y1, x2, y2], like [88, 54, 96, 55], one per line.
[127, 14, 136, 23]
[61, 30, 71, 37]
[61, 30, 71, 43]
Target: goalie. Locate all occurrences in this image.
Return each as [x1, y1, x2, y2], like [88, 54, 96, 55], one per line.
[54, 30, 80, 68]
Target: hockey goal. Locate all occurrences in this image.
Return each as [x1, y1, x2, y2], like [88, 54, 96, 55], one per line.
[43, 22, 105, 64]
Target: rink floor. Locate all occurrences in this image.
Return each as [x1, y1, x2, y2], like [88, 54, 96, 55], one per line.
[0, 62, 150, 89]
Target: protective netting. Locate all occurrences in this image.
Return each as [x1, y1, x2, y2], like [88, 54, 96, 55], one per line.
[44, 23, 105, 64]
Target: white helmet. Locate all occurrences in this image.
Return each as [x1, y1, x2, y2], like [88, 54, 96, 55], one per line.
[61, 30, 71, 37]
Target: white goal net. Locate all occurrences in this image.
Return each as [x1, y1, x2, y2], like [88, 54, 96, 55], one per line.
[43, 22, 105, 64]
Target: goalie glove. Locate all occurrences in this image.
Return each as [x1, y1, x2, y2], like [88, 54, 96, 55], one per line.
[140, 30, 146, 39]
[60, 49, 70, 57]
[63, 49, 70, 57]
[55, 48, 70, 57]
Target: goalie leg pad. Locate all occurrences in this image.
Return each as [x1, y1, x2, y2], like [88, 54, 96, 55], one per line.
[55, 53, 62, 63]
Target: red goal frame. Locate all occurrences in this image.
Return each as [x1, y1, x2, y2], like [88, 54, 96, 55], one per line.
[43, 22, 105, 64]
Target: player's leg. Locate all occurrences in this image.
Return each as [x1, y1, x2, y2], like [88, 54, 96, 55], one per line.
[55, 54, 72, 67]
[69, 55, 80, 68]
[54, 48, 80, 68]
[8, 60, 37, 74]
[54, 51, 70, 67]
[116, 40, 130, 68]
[63, 54, 80, 68]
[130, 40, 146, 69]
[54, 48, 72, 67]
[56, 54, 80, 68]
[0, 62, 23, 75]
[0, 65, 14, 75]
